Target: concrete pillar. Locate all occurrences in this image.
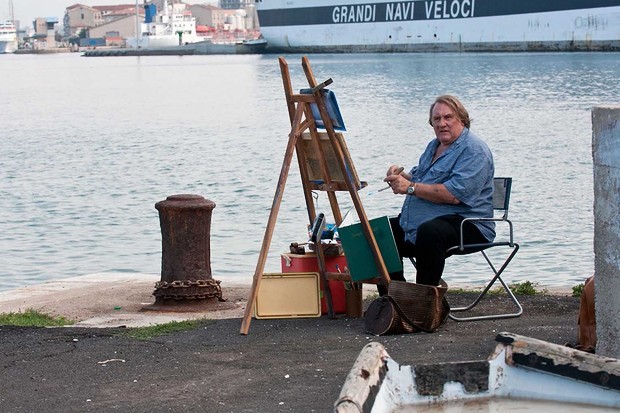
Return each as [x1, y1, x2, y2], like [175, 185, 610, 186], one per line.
[592, 105, 620, 358]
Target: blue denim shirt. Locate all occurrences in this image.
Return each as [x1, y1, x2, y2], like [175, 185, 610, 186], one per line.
[399, 128, 495, 243]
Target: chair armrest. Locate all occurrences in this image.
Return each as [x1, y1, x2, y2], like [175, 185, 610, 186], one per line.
[455, 217, 515, 251]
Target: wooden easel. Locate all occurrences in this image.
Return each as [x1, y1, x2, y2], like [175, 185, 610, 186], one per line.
[240, 57, 391, 335]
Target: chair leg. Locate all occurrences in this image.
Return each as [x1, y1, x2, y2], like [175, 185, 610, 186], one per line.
[449, 244, 522, 322]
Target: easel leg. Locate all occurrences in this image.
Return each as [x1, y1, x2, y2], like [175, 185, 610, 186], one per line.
[240, 104, 306, 335]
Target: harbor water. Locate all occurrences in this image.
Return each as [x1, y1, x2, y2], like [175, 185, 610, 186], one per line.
[1, 52, 619, 292]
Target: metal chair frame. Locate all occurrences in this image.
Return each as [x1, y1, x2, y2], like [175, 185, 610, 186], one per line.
[410, 177, 522, 322]
[448, 177, 522, 321]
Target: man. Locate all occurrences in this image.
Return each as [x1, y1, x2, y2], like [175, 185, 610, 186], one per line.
[383, 95, 495, 287]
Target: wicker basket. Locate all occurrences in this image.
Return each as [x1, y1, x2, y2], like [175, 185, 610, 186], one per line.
[388, 280, 450, 333]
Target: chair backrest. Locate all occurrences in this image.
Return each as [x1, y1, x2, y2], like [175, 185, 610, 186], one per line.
[493, 177, 512, 217]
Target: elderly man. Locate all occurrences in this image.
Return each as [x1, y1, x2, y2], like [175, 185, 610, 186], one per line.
[383, 95, 495, 287]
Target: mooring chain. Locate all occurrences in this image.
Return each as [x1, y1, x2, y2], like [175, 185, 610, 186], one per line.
[153, 279, 223, 300]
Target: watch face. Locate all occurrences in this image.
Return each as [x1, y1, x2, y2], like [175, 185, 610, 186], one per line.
[407, 185, 414, 195]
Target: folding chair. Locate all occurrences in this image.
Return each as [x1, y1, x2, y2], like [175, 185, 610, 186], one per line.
[408, 177, 522, 321]
[446, 177, 522, 321]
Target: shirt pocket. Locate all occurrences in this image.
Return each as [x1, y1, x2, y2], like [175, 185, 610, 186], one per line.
[425, 167, 451, 183]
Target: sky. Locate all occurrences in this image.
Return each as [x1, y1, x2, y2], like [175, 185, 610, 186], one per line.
[6, 1, 216, 28]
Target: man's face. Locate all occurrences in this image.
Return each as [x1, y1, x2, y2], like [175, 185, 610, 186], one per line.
[431, 102, 465, 145]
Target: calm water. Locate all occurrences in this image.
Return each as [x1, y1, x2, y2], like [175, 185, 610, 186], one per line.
[1, 52, 619, 291]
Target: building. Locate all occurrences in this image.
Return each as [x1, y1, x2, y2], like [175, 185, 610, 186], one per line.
[63, 4, 103, 37]
[27, 17, 59, 49]
[94, 4, 141, 24]
[189, 3, 259, 32]
[88, 15, 141, 45]
[63, 3, 139, 37]
[188, 4, 236, 29]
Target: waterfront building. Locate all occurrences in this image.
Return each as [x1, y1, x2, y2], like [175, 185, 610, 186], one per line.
[63, 4, 103, 37]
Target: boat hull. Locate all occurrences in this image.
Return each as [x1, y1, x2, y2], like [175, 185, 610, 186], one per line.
[336, 333, 620, 412]
[0, 39, 17, 53]
[256, 0, 620, 52]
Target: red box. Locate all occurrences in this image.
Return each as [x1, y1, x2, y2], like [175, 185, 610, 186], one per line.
[281, 253, 348, 315]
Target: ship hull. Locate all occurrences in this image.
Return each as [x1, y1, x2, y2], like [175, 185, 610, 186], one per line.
[256, 0, 620, 52]
[0, 39, 17, 53]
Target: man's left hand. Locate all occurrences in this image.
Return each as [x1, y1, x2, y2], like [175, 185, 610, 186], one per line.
[384, 174, 410, 194]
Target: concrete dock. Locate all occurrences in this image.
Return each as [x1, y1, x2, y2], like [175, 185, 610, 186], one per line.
[0, 273, 251, 328]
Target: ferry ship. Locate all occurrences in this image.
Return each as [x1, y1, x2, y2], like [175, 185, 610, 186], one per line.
[254, 0, 620, 52]
[0, 20, 17, 53]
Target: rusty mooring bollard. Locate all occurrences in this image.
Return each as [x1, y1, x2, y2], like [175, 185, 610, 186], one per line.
[153, 194, 222, 303]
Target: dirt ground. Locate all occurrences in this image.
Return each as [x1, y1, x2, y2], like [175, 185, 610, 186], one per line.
[0, 289, 581, 413]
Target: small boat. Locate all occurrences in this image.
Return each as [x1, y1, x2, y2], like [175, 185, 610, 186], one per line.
[335, 332, 620, 412]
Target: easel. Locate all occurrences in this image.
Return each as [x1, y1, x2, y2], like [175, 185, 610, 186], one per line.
[240, 57, 391, 335]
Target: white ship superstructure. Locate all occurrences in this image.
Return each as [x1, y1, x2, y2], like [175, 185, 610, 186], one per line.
[254, 0, 620, 52]
[128, 0, 199, 48]
[0, 20, 17, 53]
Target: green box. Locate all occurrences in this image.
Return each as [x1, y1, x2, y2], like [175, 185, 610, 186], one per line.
[338, 216, 402, 281]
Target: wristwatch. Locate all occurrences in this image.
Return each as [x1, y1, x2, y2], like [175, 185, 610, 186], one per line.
[406, 183, 415, 195]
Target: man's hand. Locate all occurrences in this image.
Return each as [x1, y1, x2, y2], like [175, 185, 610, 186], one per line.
[386, 165, 412, 180]
[384, 174, 410, 194]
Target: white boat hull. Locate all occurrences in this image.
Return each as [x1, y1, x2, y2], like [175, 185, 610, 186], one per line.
[0, 39, 17, 53]
[127, 34, 201, 48]
[256, 0, 620, 52]
[336, 333, 620, 412]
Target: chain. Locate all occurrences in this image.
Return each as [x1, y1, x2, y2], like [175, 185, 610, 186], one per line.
[153, 279, 223, 301]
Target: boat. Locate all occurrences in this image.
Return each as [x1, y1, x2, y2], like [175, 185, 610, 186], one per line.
[120, 0, 266, 54]
[192, 37, 267, 54]
[254, 0, 620, 53]
[335, 332, 620, 412]
[127, 0, 200, 48]
[0, 20, 17, 53]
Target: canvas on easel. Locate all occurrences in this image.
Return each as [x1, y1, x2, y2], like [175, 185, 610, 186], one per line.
[299, 132, 365, 192]
[300, 88, 346, 131]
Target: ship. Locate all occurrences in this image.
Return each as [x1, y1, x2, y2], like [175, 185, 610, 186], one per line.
[126, 0, 200, 48]
[254, 0, 620, 52]
[0, 20, 17, 53]
[121, 0, 265, 54]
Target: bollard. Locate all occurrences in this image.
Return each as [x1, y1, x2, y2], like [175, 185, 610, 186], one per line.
[153, 194, 222, 303]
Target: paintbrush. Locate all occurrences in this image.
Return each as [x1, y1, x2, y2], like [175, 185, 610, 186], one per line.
[368, 166, 405, 195]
